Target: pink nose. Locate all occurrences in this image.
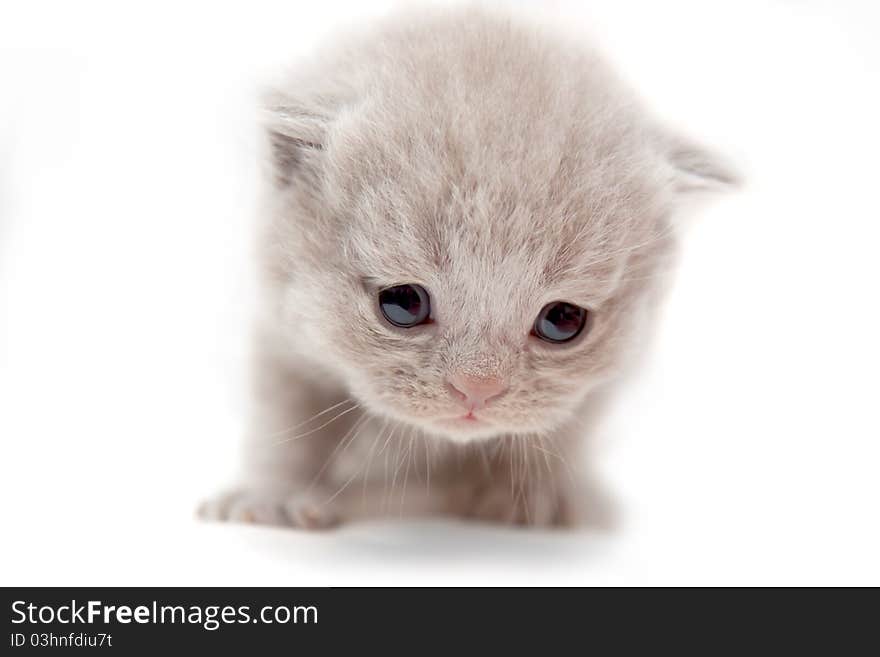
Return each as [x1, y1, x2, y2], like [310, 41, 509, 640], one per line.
[446, 373, 507, 410]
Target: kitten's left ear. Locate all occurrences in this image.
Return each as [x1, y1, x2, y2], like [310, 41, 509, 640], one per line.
[261, 88, 333, 188]
[661, 133, 742, 194]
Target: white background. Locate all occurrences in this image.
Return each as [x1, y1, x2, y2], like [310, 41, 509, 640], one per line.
[2, 0, 879, 586]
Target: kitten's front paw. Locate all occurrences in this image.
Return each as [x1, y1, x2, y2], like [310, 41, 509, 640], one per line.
[448, 476, 616, 529]
[448, 479, 573, 528]
[197, 488, 339, 530]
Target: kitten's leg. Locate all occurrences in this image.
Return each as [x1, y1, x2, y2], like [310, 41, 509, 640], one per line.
[436, 432, 615, 528]
[287, 427, 614, 529]
[198, 341, 362, 529]
[442, 389, 620, 528]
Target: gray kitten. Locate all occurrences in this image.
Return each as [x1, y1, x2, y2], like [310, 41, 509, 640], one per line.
[200, 6, 736, 529]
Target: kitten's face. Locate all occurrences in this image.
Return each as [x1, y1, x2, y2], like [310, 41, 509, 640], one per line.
[267, 10, 736, 443]
[338, 240, 654, 443]
[282, 114, 680, 443]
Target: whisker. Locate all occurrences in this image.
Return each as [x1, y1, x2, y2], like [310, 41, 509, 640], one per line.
[423, 432, 431, 496]
[477, 441, 491, 476]
[306, 412, 370, 491]
[542, 434, 577, 486]
[377, 419, 399, 456]
[271, 403, 361, 446]
[360, 424, 385, 503]
[535, 434, 554, 478]
[508, 437, 516, 499]
[521, 439, 533, 526]
[399, 428, 415, 516]
[389, 428, 410, 505]
[323, 463, 366, 506]
[321, 418, 385, 507]
[267, 398, 353, 438]
[517, 436, 530, 524]
[380, 421, 401, 513]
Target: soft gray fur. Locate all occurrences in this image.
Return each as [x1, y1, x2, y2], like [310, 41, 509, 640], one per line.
[200, 6, 736, 529]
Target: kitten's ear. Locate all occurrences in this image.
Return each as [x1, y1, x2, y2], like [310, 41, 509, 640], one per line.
[261, 89, 331, 187]
[662, 133, 742, 194]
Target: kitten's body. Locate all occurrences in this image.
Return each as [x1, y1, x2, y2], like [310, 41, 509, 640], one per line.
[200, 7, 735, 529]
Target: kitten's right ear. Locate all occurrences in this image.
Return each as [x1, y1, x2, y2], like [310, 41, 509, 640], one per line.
[662, 133, 742, 195]
[261, 90, 330, 188]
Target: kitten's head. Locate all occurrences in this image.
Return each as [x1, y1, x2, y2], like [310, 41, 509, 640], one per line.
[263, 9, 737, 443]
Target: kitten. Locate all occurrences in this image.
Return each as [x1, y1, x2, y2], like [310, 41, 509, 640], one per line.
[200, 6, 737, 529]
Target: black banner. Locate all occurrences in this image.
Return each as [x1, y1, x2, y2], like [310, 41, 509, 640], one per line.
[1, 587, 875, 652]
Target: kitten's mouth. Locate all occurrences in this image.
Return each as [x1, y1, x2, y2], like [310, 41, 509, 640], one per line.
[434, 412, 487, 429]
[425, 411, 528, 442]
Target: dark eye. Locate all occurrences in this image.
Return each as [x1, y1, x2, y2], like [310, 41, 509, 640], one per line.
[533, 301, 589, 343]
[378, 284, 431, 328]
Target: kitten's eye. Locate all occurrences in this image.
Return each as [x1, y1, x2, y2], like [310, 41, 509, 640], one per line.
[378, 284, 431, 328]
[532, 301, 589, 343]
